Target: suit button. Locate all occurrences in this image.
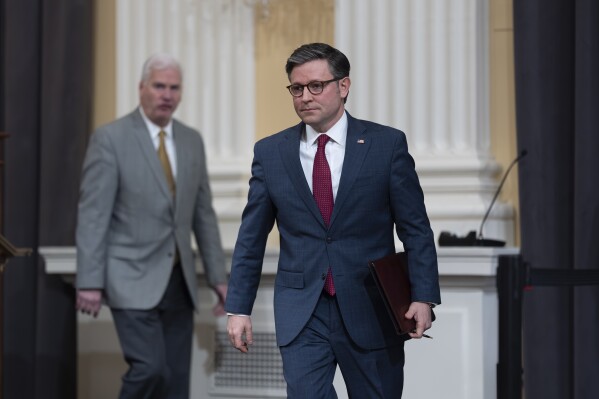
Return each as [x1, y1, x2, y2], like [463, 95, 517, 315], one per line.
[321, 273, 326, 280]
[326, 237, 332, 243]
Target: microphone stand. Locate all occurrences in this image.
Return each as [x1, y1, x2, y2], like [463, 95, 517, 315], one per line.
[439, 150, 528, 247]
[477, 150, 528, 241]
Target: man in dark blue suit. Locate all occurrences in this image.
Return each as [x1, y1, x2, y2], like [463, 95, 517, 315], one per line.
[225, 43, 440, 398]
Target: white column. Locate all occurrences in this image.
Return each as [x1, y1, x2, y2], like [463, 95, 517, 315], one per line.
[336, 0, 513, 244]
[116, 0, 255, 248]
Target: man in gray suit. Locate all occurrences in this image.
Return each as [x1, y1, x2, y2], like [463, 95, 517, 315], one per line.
[76, 53, 227, 399]
[226, 43, 440, 398]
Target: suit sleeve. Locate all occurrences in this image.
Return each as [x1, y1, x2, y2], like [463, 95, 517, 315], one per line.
[76, 130, 119, 289]
[224, 143, 276, 315]
[389, 132, 441, 304]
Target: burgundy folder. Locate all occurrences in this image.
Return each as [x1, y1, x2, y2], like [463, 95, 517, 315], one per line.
[368, 252, 435, 335]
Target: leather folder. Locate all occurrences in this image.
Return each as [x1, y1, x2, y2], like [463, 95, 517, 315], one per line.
[368, 252, 435, 336]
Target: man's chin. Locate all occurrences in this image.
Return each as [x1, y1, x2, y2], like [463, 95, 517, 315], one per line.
[151, 112, 173, 127]
[299, 113, 320, 125]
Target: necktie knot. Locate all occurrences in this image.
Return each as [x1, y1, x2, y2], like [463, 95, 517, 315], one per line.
[317, 134, 330, 148]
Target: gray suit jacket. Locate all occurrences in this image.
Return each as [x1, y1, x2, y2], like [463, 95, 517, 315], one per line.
[226, 112, 440, 350]
[76, 109, 226, 309]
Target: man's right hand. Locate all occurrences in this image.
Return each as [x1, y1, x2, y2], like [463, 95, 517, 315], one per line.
[76, 289, 103, 318]
[227, 315, 253, 353]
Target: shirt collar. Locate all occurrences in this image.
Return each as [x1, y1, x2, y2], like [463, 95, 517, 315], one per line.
[305, 111, 348, 147]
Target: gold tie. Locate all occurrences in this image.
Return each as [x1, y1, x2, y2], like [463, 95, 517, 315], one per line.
[158, 130, 176, 196]
[158, 130, 180, 265]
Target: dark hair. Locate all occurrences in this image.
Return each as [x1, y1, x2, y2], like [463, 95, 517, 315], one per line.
[285, 43, 350, 79]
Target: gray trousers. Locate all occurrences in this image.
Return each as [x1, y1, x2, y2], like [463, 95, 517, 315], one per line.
[111, 264, 194, 399]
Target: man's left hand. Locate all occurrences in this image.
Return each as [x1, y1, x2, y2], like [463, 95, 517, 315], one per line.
[405, 302, 433, 339]
[212, 283, 227, 316]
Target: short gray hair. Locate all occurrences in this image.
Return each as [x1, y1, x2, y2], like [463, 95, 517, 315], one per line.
[140, 53, 183, 83]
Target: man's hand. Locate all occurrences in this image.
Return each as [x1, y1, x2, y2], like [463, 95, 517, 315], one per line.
[212, 283, 228, 316]
[227, 315, 253, 353]
[76, 289, 103, 318]
[405, 302, 433, 339]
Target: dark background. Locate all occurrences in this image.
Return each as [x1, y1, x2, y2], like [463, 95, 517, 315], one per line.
[1, 0, 92, 397]
[515, 0, 599, 398]
[1, 0, 598, 398]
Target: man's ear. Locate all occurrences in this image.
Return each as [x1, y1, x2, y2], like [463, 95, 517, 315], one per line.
[339, 77, 351, 100]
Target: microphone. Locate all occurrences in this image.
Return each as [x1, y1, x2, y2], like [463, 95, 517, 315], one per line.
[438, 149, 528, 247]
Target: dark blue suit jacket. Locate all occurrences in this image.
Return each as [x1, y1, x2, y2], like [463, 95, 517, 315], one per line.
[226, 112, 440, 350]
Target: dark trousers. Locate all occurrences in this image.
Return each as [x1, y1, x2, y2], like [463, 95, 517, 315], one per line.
[111, 264, 194, 399]
[279, 293, 405, 399]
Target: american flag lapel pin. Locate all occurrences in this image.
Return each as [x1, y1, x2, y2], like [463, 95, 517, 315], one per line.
[357, 139, 365, 144]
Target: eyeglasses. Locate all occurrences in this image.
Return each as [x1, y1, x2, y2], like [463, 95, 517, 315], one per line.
[286, 77, 344, 97]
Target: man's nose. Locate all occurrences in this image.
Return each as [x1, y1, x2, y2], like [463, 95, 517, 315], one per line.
[301, 86, 313, 101]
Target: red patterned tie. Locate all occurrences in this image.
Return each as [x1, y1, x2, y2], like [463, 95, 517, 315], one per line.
[313, 134, 335, 295]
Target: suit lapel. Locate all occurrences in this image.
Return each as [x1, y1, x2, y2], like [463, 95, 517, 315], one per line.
[329, 114, 370, 228]
[173, 123, 190, 213]
[130, 111, 174, 208]
[279, 124, 326, 228]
